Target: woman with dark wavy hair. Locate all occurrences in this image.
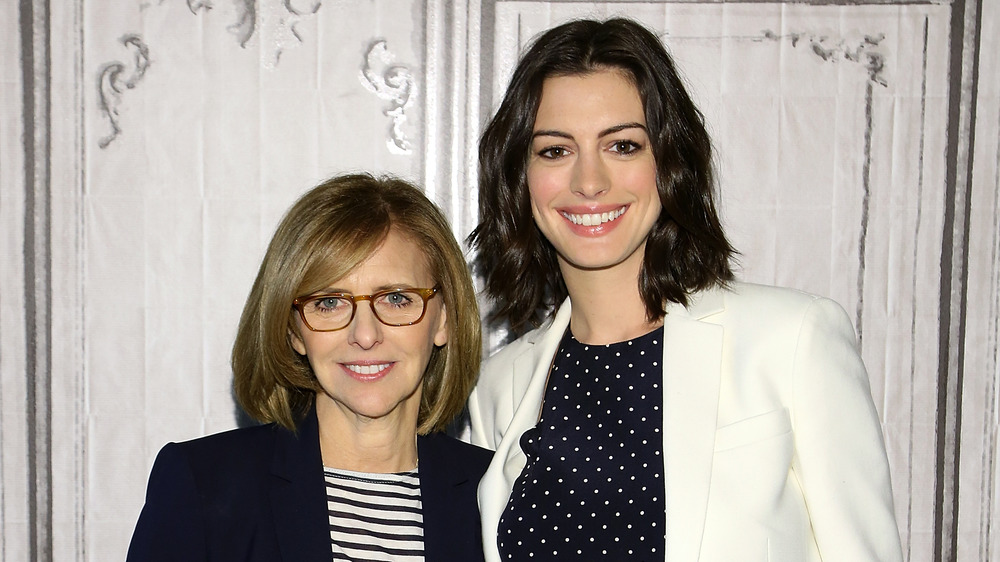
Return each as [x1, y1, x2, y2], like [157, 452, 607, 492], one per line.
[468, 17, 901, 561]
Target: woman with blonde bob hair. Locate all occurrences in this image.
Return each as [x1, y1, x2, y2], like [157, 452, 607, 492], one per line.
[128, 173, 491, 562]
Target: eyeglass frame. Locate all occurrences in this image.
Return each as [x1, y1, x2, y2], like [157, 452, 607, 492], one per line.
[292, 287, 440, 332]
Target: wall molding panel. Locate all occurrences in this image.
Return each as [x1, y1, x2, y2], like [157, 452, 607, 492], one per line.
[3, 1, 998, 560]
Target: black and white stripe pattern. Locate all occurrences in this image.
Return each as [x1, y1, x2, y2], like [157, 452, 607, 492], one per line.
[324, 467, 424, 561]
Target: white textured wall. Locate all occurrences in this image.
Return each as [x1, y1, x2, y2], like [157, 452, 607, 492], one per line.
[3, 1, 998, 560]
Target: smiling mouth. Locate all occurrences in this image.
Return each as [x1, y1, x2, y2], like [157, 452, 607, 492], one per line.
[561, 206, 626, 226]
[344, 363, 392, 376]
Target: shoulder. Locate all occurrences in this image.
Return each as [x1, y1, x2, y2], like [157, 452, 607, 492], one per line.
[723, 281, 821, 308]
[169, 423, 280, 457]
[717, 282, 851, 327]
[152, 423, 283, 484]
[705, 282, 859, 355]
[476, 324, 545, 389]
[484, 324, 546, 364]
[473, 320, 557, 420]
[418, 433, 493, 472]
[480, 312, 565, 380]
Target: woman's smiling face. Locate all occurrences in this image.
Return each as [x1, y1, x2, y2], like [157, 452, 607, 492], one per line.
[526, 68, 661, 276]
[289, 228, 448, 429]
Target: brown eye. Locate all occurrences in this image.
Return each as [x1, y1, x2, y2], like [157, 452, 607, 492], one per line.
[610, 140, 641, 155]
[538, 146, 568, 159]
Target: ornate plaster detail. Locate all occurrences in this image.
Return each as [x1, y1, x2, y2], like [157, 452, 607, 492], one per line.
[141, 0, 212, 14]
[230, 0, 322, 67]
[229, 0, 258, 48]
[97, 35, 151, 149]
[186, 0, 212, 14]
[761, 30, 888, 86]
[359, 40, 415, 155]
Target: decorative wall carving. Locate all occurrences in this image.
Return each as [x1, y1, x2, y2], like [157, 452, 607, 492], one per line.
[360, 39, 416, 155]
[97, 35, 150, 149]
[761, 29, 888, 86]
[8, 2, 998, 561]
[761, 27, 894, 340]
[234, 0, 324, 66]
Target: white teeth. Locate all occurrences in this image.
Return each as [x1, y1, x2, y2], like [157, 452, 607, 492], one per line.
[563, 206, 626, 226]
[345, 363, 390, 375]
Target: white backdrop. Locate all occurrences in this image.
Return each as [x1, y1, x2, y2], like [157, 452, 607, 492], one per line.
[3, 1, 999, 560]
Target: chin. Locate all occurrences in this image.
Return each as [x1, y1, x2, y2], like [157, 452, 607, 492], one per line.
[563, 254, 631, 271]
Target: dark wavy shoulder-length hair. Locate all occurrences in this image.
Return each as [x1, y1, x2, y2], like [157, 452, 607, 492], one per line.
[468, 17, 736, 335]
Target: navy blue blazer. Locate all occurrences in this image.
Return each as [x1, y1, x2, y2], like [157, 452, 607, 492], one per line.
[126, 409, 492, 561]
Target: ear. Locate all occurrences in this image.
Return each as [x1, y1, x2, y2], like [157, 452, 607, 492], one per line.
[433, 302, 448, 347]
[289, 328, 307, 356]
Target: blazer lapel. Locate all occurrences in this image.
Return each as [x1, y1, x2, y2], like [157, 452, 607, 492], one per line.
[502, 303, 572, 484]
[269, 408, 331, 561]
[479, 303, 573, 552]
[661, 289, 725, 561]
[418, 435, 485, 561]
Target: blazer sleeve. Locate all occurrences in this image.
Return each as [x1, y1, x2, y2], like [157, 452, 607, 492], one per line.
[126, 443, 208, 562]
[789, 297, 903, 561]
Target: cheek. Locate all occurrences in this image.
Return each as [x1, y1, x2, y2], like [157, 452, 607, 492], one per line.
[526, 164, 563, 205]
[622, 160, 658, 193]
[526, 173, 562, 233]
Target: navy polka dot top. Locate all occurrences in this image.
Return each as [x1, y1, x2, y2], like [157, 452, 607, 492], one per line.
[497, 326, 666, 559]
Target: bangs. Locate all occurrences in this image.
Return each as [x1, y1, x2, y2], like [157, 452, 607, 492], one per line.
[295, 221, 391, 297]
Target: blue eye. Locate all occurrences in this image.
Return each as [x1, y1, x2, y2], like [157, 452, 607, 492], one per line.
[314, 297, 349, 313]
[380, 291, 415, 308]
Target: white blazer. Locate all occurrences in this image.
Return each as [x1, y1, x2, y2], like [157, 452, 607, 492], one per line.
[469, 282, 902, 562]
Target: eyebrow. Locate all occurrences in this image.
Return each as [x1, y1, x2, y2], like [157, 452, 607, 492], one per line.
[531, 121, 648, 140]
[313, 284, 417, 295]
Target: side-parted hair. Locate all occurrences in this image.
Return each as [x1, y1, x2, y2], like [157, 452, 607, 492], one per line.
[468, 17, 736, 335]
[232, 173, 481, 433]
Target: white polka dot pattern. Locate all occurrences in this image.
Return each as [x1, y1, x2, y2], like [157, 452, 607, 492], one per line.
[497, 327, 666, 559]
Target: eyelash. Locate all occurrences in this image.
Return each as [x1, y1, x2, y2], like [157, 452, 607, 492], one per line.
[537, 146, 569, 159]
[609, 140, 642, 155]
[535, 139, 644, 160]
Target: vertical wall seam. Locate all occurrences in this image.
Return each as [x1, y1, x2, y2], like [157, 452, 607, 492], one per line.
[985, 94, 1000, 559]
[954, 0, 983, 559]
[906, 16, 931, 562]
[20, 0, 53, 561]
[935, 0, 981, 560]
[856, 80, 875, 345]
[73, 0, 88, 558]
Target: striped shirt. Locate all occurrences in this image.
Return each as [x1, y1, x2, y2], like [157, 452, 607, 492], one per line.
[324, 466, 424, 561]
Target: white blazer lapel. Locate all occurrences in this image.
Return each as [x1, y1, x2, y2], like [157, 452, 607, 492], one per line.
[661, 292, 725, 561]
[501, 302, 572, 483]
[479, 303, 573, 562]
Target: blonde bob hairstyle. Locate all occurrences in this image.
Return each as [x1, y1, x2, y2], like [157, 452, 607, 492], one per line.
[232, 173, 481, 434]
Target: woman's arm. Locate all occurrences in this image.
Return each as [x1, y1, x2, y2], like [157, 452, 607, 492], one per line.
[790, 297, 903, 562]
[126, 443, 208, 562]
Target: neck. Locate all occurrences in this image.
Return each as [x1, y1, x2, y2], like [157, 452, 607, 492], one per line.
[559, 252, 662, 345]
[315, 398, 419, 473]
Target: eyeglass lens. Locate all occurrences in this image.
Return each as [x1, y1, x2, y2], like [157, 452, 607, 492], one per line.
[302, 290, 428, 330]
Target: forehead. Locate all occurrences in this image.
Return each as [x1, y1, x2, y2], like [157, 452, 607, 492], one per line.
[330, 229, 434, 290]
[534, 69, 645, 129]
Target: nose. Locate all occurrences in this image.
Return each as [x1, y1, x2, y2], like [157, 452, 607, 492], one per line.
[571, 151, 610, 198]
[346, 301, 383, 349]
